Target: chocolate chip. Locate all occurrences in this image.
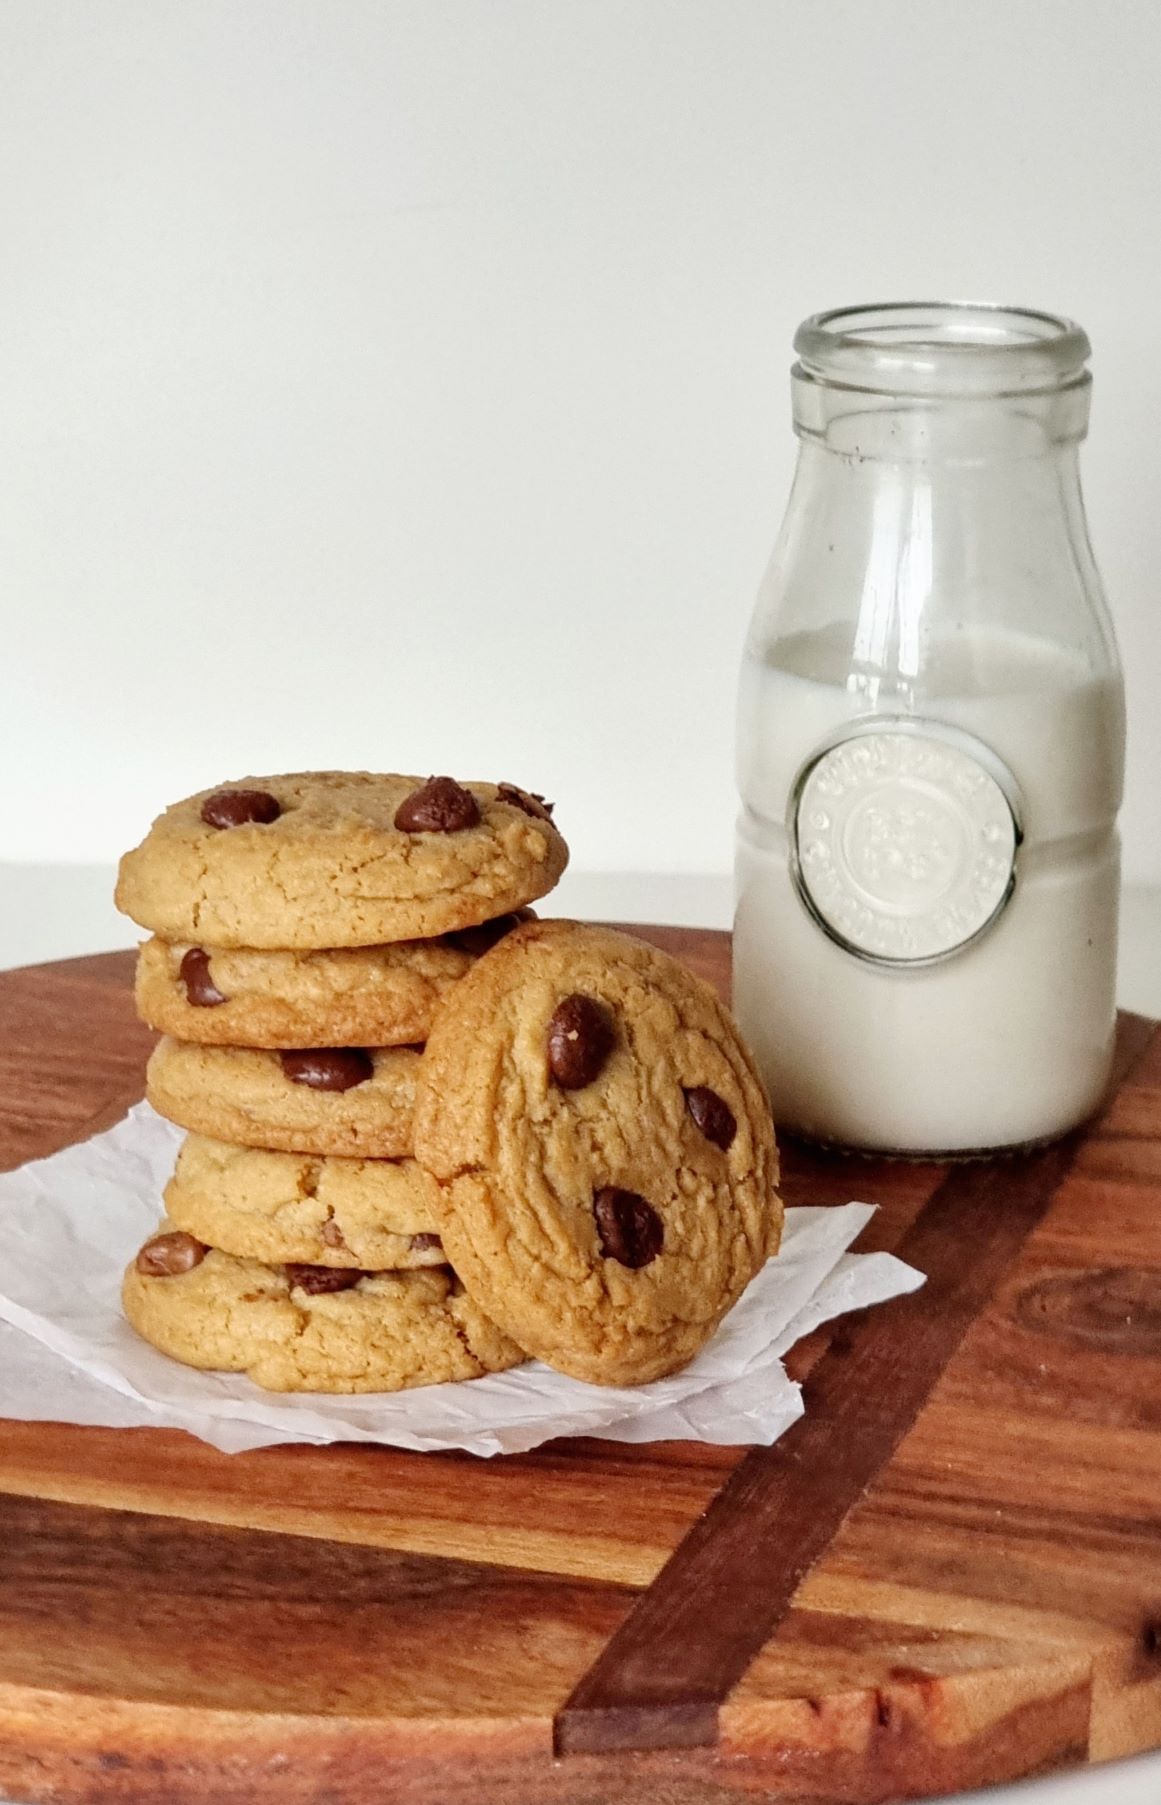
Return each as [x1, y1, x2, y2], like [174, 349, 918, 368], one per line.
[684, 1086, 737, 1151]
[593, 1189, 664, 1269]
[444, 908, 533, 957]
[200, 788, 282, 829]
[409, 1232, 443, 1252]
[136, 1231, 207, 1277]
[547, 994, 615, 1089]
[497, 782, 555, 822]
[320, 1219, 346, 1249]
[178, 946, 226, 1008]
[394, 776, 480, 834]
[279, 1048, 374, 1091]
[284, 1264, 369, 1295]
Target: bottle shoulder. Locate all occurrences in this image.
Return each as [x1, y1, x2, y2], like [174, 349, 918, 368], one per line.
[746, 453, 1122, 687]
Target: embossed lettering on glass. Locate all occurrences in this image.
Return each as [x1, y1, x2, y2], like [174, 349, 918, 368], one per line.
[734, 303, 1125, 1156]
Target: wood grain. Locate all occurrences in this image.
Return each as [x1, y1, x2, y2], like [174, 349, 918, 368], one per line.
[554, 1058, 1147, 1755]
[0, 1488, 635, 1717]
[1, 936, 1160, 1804]
[0, 953, 156, 1164]
[0, 1421, 739, 1587]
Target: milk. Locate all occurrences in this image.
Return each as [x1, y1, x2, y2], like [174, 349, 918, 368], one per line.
[734, 623, 1124, 1153]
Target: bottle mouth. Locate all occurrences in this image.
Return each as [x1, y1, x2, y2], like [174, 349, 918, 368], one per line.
[794, 302, 1091, 399]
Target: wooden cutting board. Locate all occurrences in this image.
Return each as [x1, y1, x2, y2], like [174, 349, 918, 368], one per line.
[2, 927, 1161, 1805]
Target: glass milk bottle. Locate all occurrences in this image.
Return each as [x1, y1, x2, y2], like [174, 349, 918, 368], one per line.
[734, 303, 1125, 1155]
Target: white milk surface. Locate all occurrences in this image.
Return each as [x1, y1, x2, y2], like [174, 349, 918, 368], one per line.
[735, 625, 1124, 1153]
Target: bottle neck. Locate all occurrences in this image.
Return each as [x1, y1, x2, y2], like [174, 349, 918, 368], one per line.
[756, 303, 1120, 699]
[791, 371, 1091, 463]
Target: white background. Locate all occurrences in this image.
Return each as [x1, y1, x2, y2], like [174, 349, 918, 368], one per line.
[2, 0, 1161, 888]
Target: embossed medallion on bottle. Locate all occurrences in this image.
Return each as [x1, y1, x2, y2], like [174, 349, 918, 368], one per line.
[792, 726, 1019, 964]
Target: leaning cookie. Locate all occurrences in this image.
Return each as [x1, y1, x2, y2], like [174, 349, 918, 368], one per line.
[116, 772, 567, 949]
[414, 920, 782, 1388]
[123, 1230, 525, 1393]
[146, 1038, 419, 1158]
[164, 1133, 446, 1269]
[135, 911, 534, 1049]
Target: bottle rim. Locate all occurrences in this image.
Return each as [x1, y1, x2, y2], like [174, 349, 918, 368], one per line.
[794, 301, 1091, 398]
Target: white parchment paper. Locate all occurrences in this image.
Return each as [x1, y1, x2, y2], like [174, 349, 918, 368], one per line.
[0, 1104, 923, 1456]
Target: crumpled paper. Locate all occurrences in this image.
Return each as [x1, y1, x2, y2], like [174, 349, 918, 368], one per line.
[0, 1104, 923, 1457]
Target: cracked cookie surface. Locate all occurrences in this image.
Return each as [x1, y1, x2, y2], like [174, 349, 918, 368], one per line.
[122, 1233, 525, 1392]
[146, 1038, 420, 1157]
[135, 934, 479, 1048]
[116, 772, 568, 948]
[164, 1133, 445, 1269]
[414, 920, 782, 1387]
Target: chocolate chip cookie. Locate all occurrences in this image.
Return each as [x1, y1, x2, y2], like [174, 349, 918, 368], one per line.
[115, 772, 567, 949]
[163, 1133, 446, 1269]
[134, 912, 533, 1049]
[414, 920, 782, 1386]
[146, 1038, 420, 1158]
[123, 1230, 524, 1392]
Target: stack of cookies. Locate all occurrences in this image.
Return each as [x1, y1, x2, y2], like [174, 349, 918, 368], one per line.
[114, 771, 569, 1393]
[116, 768, 784, 1398]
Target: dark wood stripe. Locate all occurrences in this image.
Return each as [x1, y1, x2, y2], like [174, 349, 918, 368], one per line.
[555, 1017, 1159, 1756]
